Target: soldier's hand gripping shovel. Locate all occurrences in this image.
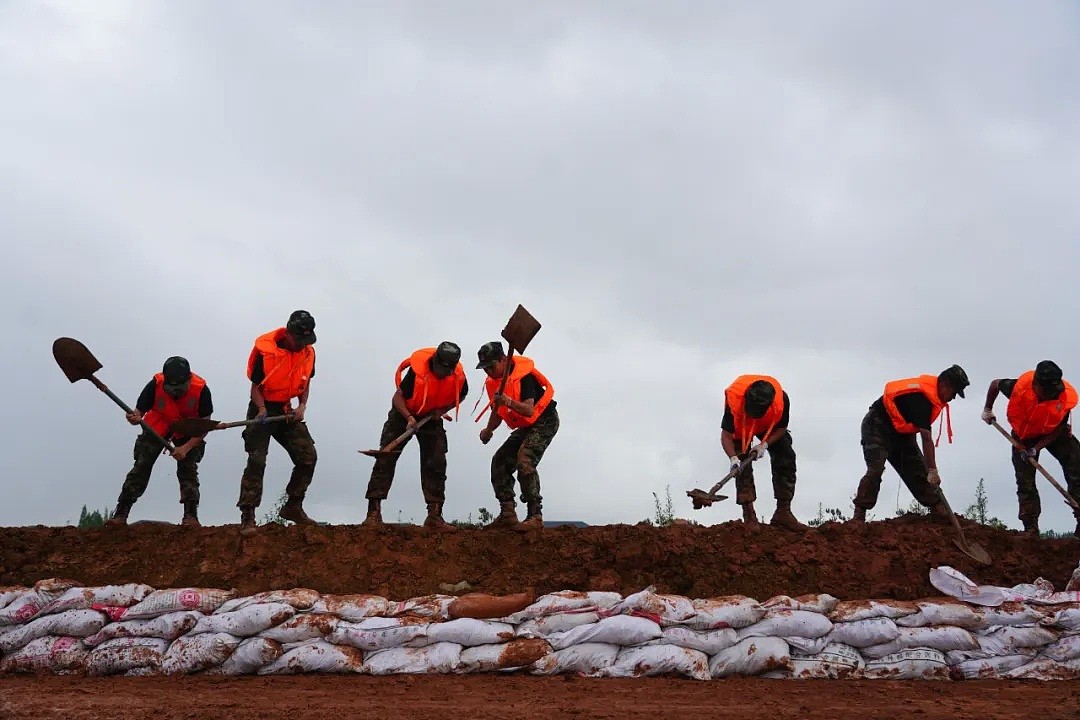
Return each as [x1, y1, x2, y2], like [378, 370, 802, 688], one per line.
[52, 337, 177, 454]
[687, 457, 753, 509]
[169, 415, 290, 437]
[475, 304, 542, 422]
[938, 489, 992, 565]
[989, 419, 1080, 511]
[358, 412, 452, 458]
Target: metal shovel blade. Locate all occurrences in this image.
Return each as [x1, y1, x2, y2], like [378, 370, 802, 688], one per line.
[52, 337, 103, 382]
[358, 447, 405, 459]
[686, 488, 729, 508]
[501, 304, 542, 353]
[953, 537, 992, 566]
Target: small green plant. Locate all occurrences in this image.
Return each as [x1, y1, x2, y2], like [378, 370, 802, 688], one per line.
[451, 507, 494, 529]
[260, 490, 291, 526]
[962, 478, 1008, 529]
[651, 485, 675, 527]
[807, 503, 850, 526]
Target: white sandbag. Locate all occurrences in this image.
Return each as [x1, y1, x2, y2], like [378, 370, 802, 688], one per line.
[0, 587, 27, 610]
[309, 594, 390, 621]
[385, 594, 455, 621]
[531, 642, 620, 677]
[503, 591, 623, 623]
[1004, 657, 1080, 680]
[929, 566, 1006, 607]
[1043, 607, 1080, 632]
[38, 584, 153, 616]
[191, 602, 295, 637]
[547, 615, 662, 651]
[85, 637, 169, 676]
[896, 600, 982, 629]
[459, 638, 552, 672]
[0, 609, 107, 654]
[0, 592, 44, 626]
[952, 654, 1035, 679]
[973, 603, 1046, 628]
[206, 637, 283, 675]
[861, 627, 979, 659]
[281, 638, 322, 653]
[979, 626, 1059, 652]
[828, 600, 918, 623]
[661, 626, 738, 655]
[423, 618, 515, 647]
[83, 611, 201, 647]
[784, 635, 831, 655]
[1040, 635, 1080, 662]
[125, 588, 237, 619]
[780, 643, 864, 679]
[610, 587, 696, 624]
[862, 648, 950, 680]
[605, 644, 710, 680]
[328, 617, 429, 651]
[762, 594, 839, 615]
[215, 588, 320, 614]
[161, 632, 240, 675]
[515, 611, 600, 637]
[259, 613, 339, 643]
[363, 641, 463, 675]
[258, 640, 364, 674]
[736, 610, 833, 640]
[946, 646, 1036, 665]
[828, 618, 901, 648]
[0, 635, 88, 673]
[709, 637, 791, 678]
[680, 596, 766, 630]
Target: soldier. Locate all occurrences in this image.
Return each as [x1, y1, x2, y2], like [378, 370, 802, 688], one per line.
[362, 342, 469, 529]
[851, 364, 970, 523]
[981, 360, 1080, 537]
[721, 374, 807, 532]
[106, 356, 213, 527]
[237, 310, 320, 535]
[475, 341, 559, 530]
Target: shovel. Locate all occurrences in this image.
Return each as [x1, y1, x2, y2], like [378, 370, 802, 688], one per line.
[938, 490, 992, 565]
[687, 457, 753, 509]
[358, 412, 451, 458]
[989, 420, 1080, 510]
[52, 337, 177, 454]
[169, 415, 290, 437]
[475, 304, 543, 422]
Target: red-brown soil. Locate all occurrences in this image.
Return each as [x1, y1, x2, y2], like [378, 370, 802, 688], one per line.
[0, 515, 1076, 600]
[2, 675, 1079, 720]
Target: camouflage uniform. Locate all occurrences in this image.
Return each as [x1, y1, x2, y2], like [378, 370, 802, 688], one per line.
[491, 407, 559, 512]
[733, 430, 798, 505]
[118, 432, 204, 507]
[1010, 428, 1080, 526]
[237, 401, 317, 509]
[854, 408, 943, 510]
[365, 408, 449, 504]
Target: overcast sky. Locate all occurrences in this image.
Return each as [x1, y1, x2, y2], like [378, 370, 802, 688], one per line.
[3, 1, 1079, 532]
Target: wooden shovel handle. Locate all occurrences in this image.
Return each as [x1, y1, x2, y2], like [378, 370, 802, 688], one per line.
[87, 376, 177, 454]
[991, 421, 1080, 510]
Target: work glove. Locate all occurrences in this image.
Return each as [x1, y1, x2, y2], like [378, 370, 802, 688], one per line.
[1020, 447, 1038, 463]
[981, 408, 995, 425]
[927, 469, 941, 487]
[750, 442, 769, 461]
[729, 457, 742, 475]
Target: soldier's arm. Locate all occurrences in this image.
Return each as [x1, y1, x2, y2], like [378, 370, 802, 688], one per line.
[983, 379, 1004, 413]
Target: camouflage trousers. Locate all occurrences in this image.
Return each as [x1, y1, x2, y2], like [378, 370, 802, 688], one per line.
[732, 430, 798, 505]
[1010, 430, 1080, 525]
[119, 432, 204, 507]
[854, 408, 943, 510]
[491, 407, 559, 512]
[365, 408, 449, 504]
[237, 403, 317, 509]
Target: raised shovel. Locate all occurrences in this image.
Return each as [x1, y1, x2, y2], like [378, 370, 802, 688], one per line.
[52, 337, 177, 454]
[169, 415, 290, 437]
[687, 456, 753, 509]
[474, 304, 543, 422]
[989, 419, 1080, 510]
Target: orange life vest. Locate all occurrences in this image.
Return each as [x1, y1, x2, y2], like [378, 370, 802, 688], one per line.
[483, 356, 554, 430]
[246, 328, 315, 403]
[395, 348, 465, 420]
[725, 375, 785, 448]
[143, 372, 207, 438]
[882, 375, 952, 443]
[1006, 370, 1079, 440]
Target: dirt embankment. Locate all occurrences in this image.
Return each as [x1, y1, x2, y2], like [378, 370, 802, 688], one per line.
[1, 515, 1076, 600]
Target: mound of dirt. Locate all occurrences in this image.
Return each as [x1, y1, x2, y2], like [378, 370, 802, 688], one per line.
[0, 516, 1076, 600]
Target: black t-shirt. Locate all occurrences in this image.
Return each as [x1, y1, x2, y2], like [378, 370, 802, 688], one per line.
[136, 380, 214, 417]
[871, 393, 933, 431]
[399, 364, 469, 402]
[722, 392, 791, 435]
[249, 342, 316, 385]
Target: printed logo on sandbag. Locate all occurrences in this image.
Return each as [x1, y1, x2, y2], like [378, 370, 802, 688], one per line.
[179, 590, 201, 609]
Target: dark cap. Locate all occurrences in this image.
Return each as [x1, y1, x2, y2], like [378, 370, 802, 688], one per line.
[433, 341, 461, 370]
[162, 356, 191, 384]
[286, 310, 316, 345]
[476, 341, 505, 369]
[939, 364, 970, 398]
[1035, 360, 1065, 395]
[744, 380, 776, 418]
